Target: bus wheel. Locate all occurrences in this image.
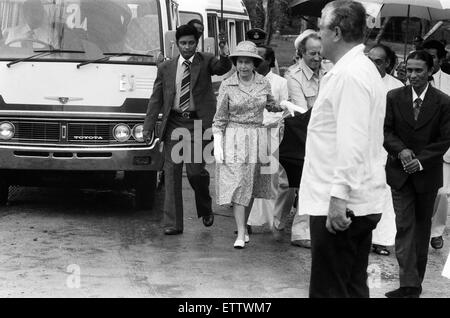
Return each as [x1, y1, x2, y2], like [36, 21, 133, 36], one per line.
[0, 180, 9, 206]
[134, 171, 157, 210]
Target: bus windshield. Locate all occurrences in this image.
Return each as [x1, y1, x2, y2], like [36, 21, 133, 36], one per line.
[0, 0, 163, 64]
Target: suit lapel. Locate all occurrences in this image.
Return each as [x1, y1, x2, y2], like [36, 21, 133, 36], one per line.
[190, 53, 202, 89]
[415, 86, 439, 130]
[398, 86, 415, 128]
[165, 57, 179, 107]
[167, 57, 178, 93]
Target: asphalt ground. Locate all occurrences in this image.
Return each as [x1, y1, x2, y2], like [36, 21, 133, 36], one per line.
[0, 165, 449, 298]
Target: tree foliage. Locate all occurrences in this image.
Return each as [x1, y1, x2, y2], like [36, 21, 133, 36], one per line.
[243, 0, 291, 44]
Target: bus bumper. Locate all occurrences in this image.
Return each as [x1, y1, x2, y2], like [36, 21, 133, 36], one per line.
[0, 142, 164, 171]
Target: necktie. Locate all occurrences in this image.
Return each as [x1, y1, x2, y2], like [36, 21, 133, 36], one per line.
[179, 60, 191, 112]
[413, 98, 422, 121]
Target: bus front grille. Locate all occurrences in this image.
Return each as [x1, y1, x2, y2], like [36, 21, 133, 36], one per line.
[12, 121, 61, 142]
[2, 120, 147, 145]
[68, 123, 112, 143]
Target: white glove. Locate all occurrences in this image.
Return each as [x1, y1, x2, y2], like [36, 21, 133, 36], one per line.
[213, 134, 224, 163]
[280, 100, 307, 116]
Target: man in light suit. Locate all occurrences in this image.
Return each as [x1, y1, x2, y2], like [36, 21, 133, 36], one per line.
[277, 30, 326, 249]
[384, 50, 450, 298]
[143, 24, 232, 235]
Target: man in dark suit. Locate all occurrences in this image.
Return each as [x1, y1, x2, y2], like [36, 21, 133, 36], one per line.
[143, 24, 232, 235]
[384, 50, 450, 298]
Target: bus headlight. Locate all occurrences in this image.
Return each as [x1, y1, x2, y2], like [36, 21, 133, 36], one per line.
[113, 124, 131, 142]
[0, 122, 15, 140]
[132, 124, 145, 142]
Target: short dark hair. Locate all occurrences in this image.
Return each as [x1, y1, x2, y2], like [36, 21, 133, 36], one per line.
[230, 56, 262, 68]
[187, 19, 203, 27]
[406, 50, 434, 71]
[369, 43, 397, 72]
[322, 0, 366, 43]
[423, 39, 446, 60]
[258, 45, 275, 68]
[175, 24, 200, 42]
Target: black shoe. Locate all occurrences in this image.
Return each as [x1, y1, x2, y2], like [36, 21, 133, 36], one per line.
[164, 227, 183, 235]
[372, 244, 390, 256]
[431, 236, 444, 249]
[385, 287, 421, 298]
[202, 214, 214, 227]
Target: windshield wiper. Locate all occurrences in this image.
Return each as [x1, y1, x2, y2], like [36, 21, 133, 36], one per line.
[76, 52, 154, 69]
[7, 49, 86, 68]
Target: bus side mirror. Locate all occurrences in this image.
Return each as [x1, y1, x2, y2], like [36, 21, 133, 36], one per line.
[204, 37, 216, 56]
[164, 31, 179, 60]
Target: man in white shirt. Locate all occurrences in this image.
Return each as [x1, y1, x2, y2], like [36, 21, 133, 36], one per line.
[422, 40, 450, 250]
[247, 45, 289, 233]
[298, 0, 387, 298]
[367, 44, 404, 256]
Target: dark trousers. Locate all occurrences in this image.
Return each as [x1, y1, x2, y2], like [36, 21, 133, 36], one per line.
[391, 182, 437, 288]
[162, 115, 212, 232]
[309, 214, 381, 298]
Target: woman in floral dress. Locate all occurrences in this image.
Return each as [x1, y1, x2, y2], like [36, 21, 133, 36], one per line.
[212, 41, 289, 248]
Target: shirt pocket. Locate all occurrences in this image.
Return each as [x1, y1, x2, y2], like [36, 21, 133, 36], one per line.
[304, 87, 318, 109]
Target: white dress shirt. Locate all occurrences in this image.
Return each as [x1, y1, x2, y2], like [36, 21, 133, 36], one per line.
[412, 83, 429, 104]
[431, 69, 450, 96]
[411, 84, 429, 172]
[173, 54, 195, 112]
[383, 74, 404, 92]
[297, 44, 388, 216]
[431, 69, 450, 165]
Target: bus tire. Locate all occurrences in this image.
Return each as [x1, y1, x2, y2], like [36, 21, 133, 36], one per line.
[0, 180, 9, 206]
[134, 171, 157, 210]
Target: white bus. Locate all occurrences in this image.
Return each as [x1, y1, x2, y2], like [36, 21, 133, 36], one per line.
[177, 0, 250, 56]
[0, 0, 180, 208]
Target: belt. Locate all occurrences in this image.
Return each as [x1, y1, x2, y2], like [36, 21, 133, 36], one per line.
[171, 110, 198, 119]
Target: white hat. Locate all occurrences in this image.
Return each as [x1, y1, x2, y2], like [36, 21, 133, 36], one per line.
[294, 29, 318, 50]
[229, 41, 264, 61]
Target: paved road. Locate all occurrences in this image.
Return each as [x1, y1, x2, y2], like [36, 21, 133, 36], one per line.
[0, 166, 449, 298]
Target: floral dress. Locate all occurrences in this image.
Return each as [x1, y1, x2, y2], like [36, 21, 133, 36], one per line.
[212, 72, 282, 207]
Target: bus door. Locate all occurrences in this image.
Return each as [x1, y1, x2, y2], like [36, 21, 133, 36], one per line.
[235, 20, 244, 44]
[179, 10, 203, 51]
[205, 13, 217, 55]
[228, 20, 236, 53]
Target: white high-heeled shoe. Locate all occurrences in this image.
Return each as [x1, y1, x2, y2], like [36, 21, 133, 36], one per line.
[234, 239, 245, 249]
[244, 234, 250, 243]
